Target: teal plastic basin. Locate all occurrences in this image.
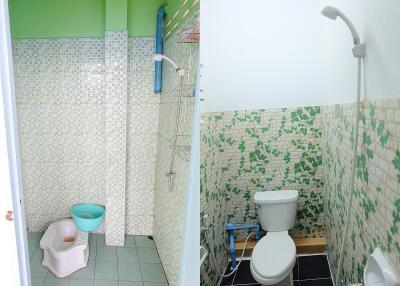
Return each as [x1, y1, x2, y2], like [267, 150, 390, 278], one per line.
[71, 203, 105, 231]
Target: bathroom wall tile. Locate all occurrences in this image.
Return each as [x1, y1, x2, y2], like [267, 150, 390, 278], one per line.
[13, 38, 106, 232]
[322, 98, 400, 284]
[125, 38, 159, 236]
[152, 9, 199, 286]
[13, 36, 159, 239]
[200, 106, 324, 285]
[104, 31, 128, 246]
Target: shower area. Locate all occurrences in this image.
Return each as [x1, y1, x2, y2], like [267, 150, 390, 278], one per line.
[9, 0, 199, 285]
[200, 1, 400, 285]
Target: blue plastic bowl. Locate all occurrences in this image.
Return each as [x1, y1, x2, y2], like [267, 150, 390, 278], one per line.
[71, 203, 105, 231]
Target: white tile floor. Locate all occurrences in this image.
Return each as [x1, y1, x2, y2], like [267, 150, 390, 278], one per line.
[28, 232, 168, 286]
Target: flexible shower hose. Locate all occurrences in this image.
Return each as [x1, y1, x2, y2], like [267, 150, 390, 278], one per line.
[335, 57, 363, 286]
[206, 230, 255, 279]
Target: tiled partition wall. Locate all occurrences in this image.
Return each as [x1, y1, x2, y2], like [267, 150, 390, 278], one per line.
[104, 31, 128, 246]
[322, 98, 400, 284]
[200, 107, 325, 285]
[152, 12, 199, 286]
[13, 36, 159, 239]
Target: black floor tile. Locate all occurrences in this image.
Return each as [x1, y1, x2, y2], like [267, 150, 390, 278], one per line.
[294, 281, 301, 286]
[220, 262, 236, 285]
[232, 260, 258, 285]
[292, 257, 299, 280]
[300, 278, 334, 286]
[298, 255, 331, 280]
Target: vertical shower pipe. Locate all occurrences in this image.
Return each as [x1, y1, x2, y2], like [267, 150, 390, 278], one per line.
[166, 75, 184, 191]
[335, 56, 363, 286]
[321, 7, 365, 284]
[154, 6, 165, 93]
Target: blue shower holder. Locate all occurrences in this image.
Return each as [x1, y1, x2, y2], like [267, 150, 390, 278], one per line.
[226, 223, 260, 269]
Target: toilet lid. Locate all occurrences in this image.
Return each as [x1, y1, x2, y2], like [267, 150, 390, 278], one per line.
[251, 233, 296, 279]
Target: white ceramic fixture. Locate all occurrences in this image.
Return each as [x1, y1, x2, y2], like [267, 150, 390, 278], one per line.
[40, 219, 89, 278]
[363, 248, 399, 286]
[250, 190, 298, 285]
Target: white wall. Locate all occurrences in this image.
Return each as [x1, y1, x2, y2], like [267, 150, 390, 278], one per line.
[200, 0, 400, 112]
[200, 0, 325, 112]
[320, 0, 400, 102]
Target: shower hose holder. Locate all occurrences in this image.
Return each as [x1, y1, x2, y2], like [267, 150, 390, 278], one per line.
[226, 223, 260, 269]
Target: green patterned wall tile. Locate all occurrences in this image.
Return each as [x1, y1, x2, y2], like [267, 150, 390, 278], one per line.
[322, 98, 400, 285]
[200, 106, 324, 285]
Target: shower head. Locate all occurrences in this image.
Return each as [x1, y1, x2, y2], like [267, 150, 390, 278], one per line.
[321, 6, 360, 45]
[153, 54, 185, 76]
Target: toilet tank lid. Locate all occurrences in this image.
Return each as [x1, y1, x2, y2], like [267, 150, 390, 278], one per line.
[254, 190, 298, 204]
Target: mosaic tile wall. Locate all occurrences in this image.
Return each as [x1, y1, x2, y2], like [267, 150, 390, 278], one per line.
[104, 31, 128, 246]
[13, 36, 159, 239]
[13, 38, 107, 233]
[125, 37, 160, 235]
[322, 98, 400, 284]
[152, 11, 199, 286]
[200, 106, 325, 285]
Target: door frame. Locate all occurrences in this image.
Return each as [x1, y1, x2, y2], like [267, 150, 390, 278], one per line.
[0, 0, 31, 285]
[178, 62, 200, 286]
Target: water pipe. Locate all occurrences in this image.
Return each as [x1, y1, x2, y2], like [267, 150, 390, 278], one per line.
[154, 6, 165, 93]
[226, 223, 260, 269]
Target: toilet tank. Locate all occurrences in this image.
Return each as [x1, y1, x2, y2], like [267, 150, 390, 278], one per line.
[254, 190, 298, 231]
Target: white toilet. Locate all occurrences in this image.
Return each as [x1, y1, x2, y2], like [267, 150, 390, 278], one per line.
[40, 219, 89, 278]
[250, 190, 299, 286]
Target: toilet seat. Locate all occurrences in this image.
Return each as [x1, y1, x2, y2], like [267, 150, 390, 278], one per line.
[251, 231, 296, 283]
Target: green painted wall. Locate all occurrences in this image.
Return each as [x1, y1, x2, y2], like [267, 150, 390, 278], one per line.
[9, 0, 166, 38]
[106, 0, 127, 31]
[128, 0, 166, 37]
[9, 0, 106, 38]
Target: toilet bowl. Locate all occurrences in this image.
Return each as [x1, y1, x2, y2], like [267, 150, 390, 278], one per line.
[40, 219, 89, 278]
[251, 190, 299, 286]
[250, 231, 296, 285]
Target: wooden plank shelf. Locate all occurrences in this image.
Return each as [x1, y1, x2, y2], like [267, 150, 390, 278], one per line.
[233, 237, 327, 257]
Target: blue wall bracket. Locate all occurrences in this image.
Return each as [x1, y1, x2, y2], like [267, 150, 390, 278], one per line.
[154, 6, 165, 93]
[226, 223, 260, 269]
